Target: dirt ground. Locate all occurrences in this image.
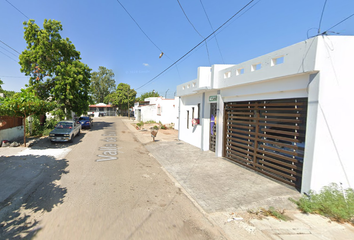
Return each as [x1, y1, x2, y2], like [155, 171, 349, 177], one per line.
[0, 117, 227, 240]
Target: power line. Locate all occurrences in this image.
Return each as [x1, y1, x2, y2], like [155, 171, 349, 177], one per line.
[199, 0, 224, 63]
[0, 45, 18, 57]
[318, 0, 328, 34]
[176, 0, 211, 65]
[5, 0, 29, 19]
[136, 0, 256, 90]
[115, 0, 163, 53]
[177, 0, 203, 38]
[322, 12, 354, 33]
[0, 50, 18, 62]
[0, 40, 21, 54]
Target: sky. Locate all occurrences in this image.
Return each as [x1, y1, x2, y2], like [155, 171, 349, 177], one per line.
[0, 0, 354, 99]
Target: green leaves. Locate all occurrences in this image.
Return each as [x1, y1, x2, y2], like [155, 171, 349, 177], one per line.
[0, 88, 57, 118]
[19, 19, 91, 117]
[137, 90, 160, 102]
[104, 83, 136, 110]
[90, 66, 116, 103]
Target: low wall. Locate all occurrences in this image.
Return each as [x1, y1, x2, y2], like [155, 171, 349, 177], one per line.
[0, 126, 24, 143]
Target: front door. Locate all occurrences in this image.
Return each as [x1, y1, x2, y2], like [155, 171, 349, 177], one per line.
[209, 103, 217, 152]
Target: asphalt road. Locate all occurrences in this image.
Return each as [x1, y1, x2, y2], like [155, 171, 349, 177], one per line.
[0, 117, 226, 240]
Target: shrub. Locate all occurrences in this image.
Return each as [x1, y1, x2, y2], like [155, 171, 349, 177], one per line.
[160, 124, 167, 129]
[136, 121, 144, 128]
[153, 125, 159, 130]
[290, 183, 354, 223]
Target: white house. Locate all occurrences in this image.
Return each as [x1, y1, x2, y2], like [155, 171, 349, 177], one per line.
[88, 103, 117, 117]
[176, 35, 354, 193]
[134, 97, 179, 127]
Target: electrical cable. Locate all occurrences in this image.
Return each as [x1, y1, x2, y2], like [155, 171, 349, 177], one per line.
[322, 12, 354, 34]
[176, 0, 211, 65]
[5, 0, 29, 19]
[115, 0, 163, 53]
[318, 0, 327, 34]
[0, 45, 18, 57]
[0, 40, 21, 54]
[136, 0, 256, 90]
[199, 0, 225, 63]
[0, 50, 18, 62]
[176, 0, 203, 38]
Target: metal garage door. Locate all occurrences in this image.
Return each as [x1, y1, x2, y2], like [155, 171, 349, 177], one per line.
[224, 98, 307, 189]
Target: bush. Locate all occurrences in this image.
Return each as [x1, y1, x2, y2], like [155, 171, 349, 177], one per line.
[26, 116, 58, 137]
[136, 121, 144, 128]
[290, 183, 354, 223]
[153, 125, 159, 130]
[160, 124, 167, 129]
[45, 118, 58, 129]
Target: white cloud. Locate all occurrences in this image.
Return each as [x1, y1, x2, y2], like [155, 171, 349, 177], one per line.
[143, 63, 149, 67]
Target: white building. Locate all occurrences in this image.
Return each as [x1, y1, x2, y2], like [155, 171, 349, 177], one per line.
[88, 103, 117, 117]
[134, 97, 178, 127]
[176, 35, 354, 193]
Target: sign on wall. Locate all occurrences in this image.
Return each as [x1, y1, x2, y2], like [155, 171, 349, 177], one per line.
[209, 95, 217, 102]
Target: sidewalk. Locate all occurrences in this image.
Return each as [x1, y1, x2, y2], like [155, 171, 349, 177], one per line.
[122, 118, 354, 240]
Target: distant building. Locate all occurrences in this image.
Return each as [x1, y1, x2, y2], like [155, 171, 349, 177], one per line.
[133, 97, 179, 127]
[88, 103, 117, 117]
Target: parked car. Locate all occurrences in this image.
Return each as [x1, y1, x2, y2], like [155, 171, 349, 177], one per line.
[49, 121, 81, 143]
[78, 116, 93, 129]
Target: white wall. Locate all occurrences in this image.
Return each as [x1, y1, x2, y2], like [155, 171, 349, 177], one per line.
[140, 105, 156, 122]
[178, 94, 203, 148]
[302, 36, 354, 193]
[0, 126, 24, 143]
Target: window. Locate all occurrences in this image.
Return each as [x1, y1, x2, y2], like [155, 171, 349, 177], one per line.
[236, 68, 244, 75]
[271, 56, 284, 66]
[187, 110, 189, 129]
[251, 63, 261, 71]
[224, 71, 231, 78]
[197, 103, 200, 120]
[157, 105, 161, 115]
[99, 107, 104, 111]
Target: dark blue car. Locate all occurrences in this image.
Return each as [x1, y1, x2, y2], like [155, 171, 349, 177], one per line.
[78, 116, 93, 129]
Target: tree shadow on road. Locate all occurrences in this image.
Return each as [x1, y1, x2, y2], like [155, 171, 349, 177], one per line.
[0, 154, 68, 239]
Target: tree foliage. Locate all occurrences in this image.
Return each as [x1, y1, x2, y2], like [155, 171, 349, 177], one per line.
[90, 66, 116, 103]
[0, 79, 16, 98]
[104, 83, 136, 110]
[136, 90, 160, 102]
[19, 19, 91, 117]
[0, 88, 57, 146]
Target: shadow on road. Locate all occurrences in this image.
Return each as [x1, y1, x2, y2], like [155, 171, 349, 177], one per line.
[0, 154, 68, 239]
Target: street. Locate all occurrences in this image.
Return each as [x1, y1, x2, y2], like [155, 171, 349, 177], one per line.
[0, 117, 226, 240]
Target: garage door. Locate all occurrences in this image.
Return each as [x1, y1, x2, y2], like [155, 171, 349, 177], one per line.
[224, 98, 307, 189]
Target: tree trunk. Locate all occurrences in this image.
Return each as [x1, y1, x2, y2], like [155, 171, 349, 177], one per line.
[23, 114, 26, 147]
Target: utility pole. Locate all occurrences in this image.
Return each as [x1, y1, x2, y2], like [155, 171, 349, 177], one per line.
[165, 89, 169, 99]
[127, 89, 130, 120]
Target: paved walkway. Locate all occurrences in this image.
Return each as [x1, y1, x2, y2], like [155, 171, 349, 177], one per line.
[123, 118, 354, 240]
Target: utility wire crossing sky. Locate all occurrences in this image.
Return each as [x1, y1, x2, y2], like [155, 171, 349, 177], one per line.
[0, 0, 353, 98]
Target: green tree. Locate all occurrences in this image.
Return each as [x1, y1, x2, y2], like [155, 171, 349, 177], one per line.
[90, 66, 116, 103]
[0, 88, 57, 146]
[136, 90, 160, 102]
[19, 19, 91, 118]
[104, 83, 136, 111]
[0, 79, 16, 98]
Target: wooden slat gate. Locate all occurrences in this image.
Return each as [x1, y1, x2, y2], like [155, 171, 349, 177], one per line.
[209, 103, 217, 152]
[224, 98, 307, 189]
